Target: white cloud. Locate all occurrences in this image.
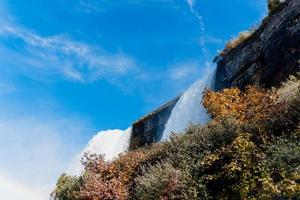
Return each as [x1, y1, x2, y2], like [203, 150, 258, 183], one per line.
[0, 18, 136, 83]
[186, 0, 194, 11]
[0, 4, 96, 199]
[77, 0, 102, 13]
[168, 62, 202, 80]
[0, 172, 47, 200]
[0, 111, 93, 200]
[0, 82, 15, 94]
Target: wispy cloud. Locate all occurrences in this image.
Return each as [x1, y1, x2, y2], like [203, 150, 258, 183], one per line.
[76, 0, 102, 13]
[75, 0, 176, 13]
[0, 82, 15, 94]
[185, 0, 208, 56]
[0, 0, 211, 87]
[0, 19, 136, 83]
[168, 61, 202, 81]
[186, 0, 194, 10]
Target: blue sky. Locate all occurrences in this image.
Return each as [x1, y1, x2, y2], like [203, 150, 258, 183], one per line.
[0, 0, 267, 199]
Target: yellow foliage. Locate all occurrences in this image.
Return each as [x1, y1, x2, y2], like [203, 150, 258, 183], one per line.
[112, 151, 146, 185]
[203, 86, 284, 124]
[219, 31, 254, 56]
[225, 134, 257, 175]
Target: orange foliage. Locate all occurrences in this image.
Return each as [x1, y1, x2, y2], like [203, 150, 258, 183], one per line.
[79, 151, 146, 200]
[111, 151, 145, 185]
[161, 169, 182, 200]
[203, 86, 285, 123]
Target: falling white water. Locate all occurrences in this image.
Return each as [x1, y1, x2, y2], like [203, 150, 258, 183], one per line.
[162, 65, 215, 140]
[69, 127, 132, 175]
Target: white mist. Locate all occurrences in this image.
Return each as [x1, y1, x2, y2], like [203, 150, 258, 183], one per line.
[69, 127, 132, 175]
[162, 65, 215, 140]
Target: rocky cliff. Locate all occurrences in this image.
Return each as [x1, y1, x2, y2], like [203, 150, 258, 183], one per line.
[215, 0, 300, 90]
[129, 96, 180, 150]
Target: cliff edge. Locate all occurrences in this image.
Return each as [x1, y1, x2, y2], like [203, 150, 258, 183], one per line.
[215, 0, 300, 90]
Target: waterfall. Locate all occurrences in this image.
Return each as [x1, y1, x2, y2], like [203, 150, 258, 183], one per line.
[161, 65, 215, 140]
[68, 65, 215, 174]
[69, 127, 132, 175]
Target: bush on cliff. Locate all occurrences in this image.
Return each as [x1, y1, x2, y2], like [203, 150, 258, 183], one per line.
[268, 0, 286, 14]
[219, 30, 255, 56]
[218, 0, 287, 58]
[52, 74, 300, 200]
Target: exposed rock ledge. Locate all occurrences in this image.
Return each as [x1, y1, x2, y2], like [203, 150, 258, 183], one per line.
[215, 0, 300, 90]
[129, 96, 180, 150]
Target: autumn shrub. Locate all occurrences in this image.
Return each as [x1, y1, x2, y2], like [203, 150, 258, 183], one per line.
[202, 86, 291, 139]
[199, 76, 300, 199]
[128, 142, 168, 179]
[79, 150, 153, 200]
[198, 133, 299, 199]
[132, 162, 194, 200]
[203, 86, 284, 123]
[277, 74, 300, 101]
[51, 174, 82, 200]
[79, 154, 128, 200]
[130, 119, 242, 199]
[110, 151, 146, 186]
[277, 74, 300, 129]
[262, 133, 300, 198]
[268, 0, 286, 14]
[219, 30, 255, 56]
[200, 133, 268, 199]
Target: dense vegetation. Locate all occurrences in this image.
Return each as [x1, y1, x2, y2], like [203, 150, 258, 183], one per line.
[52, 74, 300, 200]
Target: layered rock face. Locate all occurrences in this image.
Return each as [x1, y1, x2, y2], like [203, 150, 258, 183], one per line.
[129, 96, 180, 150]
[215, 0, 300, 90]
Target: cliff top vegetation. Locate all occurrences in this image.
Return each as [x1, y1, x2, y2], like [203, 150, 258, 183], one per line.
[218, 0, 287, 57]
